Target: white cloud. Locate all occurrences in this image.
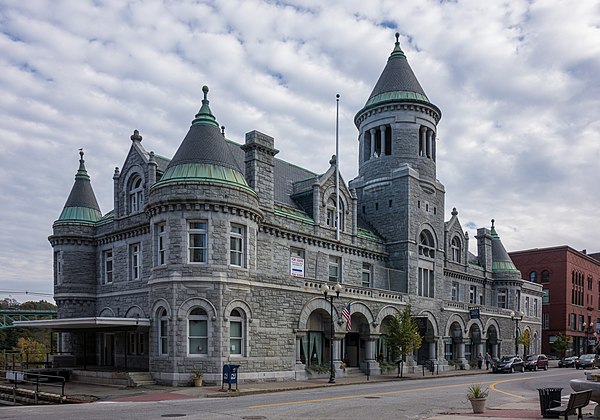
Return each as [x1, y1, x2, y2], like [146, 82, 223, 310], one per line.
[0, 0, 599, 301]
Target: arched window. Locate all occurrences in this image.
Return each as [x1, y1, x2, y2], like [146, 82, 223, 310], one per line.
[188, 308, 208, 355]
[529, 271, 537, 282]
[418, 230, 435, 298]
[541, 270, 550, 283]
[158, 308, 168, 356]
[129, 176, 144, 213]
[326, 196, 344, 231]
[230, 309, 245, 356]
[451, 236, 461, 263]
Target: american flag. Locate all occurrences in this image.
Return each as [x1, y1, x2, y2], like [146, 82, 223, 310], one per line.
[341, 303, 351, 331]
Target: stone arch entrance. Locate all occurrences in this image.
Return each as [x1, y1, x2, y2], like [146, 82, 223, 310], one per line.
[467, 323, 484, 368]
[485, 324, 500, 359]
[447, 320, 467, 367]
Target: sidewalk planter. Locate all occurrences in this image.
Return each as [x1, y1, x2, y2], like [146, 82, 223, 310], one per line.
[469, 398, 486, 413]
[466, 383, 489, 414]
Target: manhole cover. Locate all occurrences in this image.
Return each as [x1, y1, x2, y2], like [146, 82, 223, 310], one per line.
[161, 415, 186, 418]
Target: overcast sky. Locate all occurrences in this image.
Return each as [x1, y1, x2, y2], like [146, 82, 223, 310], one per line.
[1, 0, 599, 302]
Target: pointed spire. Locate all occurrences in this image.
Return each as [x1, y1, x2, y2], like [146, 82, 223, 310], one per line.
[191, 85, 219, 128]
[57, 149, 102, 223]
[489, 219, 519, 274]
[357, 32, 435, 119]
[157, 86, 249, 189]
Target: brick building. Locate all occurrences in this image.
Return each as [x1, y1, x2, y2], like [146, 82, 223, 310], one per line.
[20, 34, 541, 385]
[510, 247, 600, 356]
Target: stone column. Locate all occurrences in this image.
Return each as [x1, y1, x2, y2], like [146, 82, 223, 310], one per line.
[420, 128, 426, 156]
[294, 330, 308, 380]
[428, 340, 436, 360]
[362, 333, 381, 376]
[426, 129, 433, 158]
[379, 125, 387, 155]
[369, 128, 376, 157]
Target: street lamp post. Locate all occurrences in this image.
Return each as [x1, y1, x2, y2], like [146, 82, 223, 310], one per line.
[323, 282, 342, 384]
[511, 310, 523, 356]
[583, 322, 590, 354]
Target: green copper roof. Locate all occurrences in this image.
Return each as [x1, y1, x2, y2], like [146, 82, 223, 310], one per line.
[156, 162, 250, 190]
[58, 206, 102, 223]
[58, 150, 102, 223]
[490, 220, 520, 273]
[157, 86, 249, 190]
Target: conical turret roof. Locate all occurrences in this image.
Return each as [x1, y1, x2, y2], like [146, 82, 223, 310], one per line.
[156, 86, 249, 188]
[490, 220, 520, 274]
[57, 150, 102, 223]
[355, 33, 439, 124]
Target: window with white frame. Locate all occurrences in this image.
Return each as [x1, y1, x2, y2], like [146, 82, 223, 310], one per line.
[129, 243, 141, 281]
[230, 309, 244, 356]
[469, 285, 477, 304]
[53, 251, 63, 286]
[362, 263, 372, 288]
[189, 221, 208, 263]
[230, 224, 245, 267]
[533, 299, 538, 317]
[156, 223, 166, 266]
[325, 196, 344, 230]
[103, 250, 113, 284]
[159, 309, 168, 355]
[129, 176, 144, 213]
[188, 307, 208, 355]
[497, 289, 507, 308]
[418, 267, 434, 298]
[328, 256, 341, 282]
[525, 296, 530, 316]
[451, 282, 459, 301]
[451, 236, 461, 263]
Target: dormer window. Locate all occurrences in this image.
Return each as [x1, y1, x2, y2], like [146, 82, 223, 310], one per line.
[129, 176, 144, 213]
[326, 196, 344, 231]
[451, 236, 461, 263]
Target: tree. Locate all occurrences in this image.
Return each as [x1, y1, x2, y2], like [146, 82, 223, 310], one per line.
[384, 305, 422, 377]
[517, 329, 532, 355]
[552, 334, 571, 358]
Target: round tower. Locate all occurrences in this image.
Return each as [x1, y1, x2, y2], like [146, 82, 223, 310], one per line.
[49, 150, 101, 318]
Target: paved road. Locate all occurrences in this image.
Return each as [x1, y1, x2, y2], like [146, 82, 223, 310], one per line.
[0, 369, 586, 419]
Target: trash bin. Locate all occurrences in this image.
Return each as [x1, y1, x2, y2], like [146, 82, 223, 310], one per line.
[538, 387, 562, 418]
[222, 364, 240, 391]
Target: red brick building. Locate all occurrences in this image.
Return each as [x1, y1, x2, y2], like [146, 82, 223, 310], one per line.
[509, 247, 600, 357]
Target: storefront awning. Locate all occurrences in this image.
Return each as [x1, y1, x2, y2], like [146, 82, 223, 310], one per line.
[13, 317, 151, 331]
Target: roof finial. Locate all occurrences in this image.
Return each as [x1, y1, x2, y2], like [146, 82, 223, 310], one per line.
[130, 129, 142, 142]
[221, 125, 225, 136]
[491, 219, 495, 228]
[79, 148, 84, 161]
[329, 155, 337, 166]
[395, 32, 400, 44]
[202, 85, 209, 101]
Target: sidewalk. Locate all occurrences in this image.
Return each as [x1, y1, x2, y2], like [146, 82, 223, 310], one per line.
[62, 368, 597, 419]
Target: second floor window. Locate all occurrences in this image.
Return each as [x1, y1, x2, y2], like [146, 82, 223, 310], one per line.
[362, 263, 372, 287]
[497, 289, 507, 308]
[230, 224, 245, 267]
[189, 221, 208, 263]
[156, 223, 166, 266]
[451, 282, 459, 301]
[103, 250, 113, 284]
[469, 285, 477, 304]
[54, 251, 63, 286]
[130, 243, 141, 280]
[329, 256, 341, 282]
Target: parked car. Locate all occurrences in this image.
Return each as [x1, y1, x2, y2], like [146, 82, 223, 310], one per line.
[493, 356, 524, 373]
[575, 354, 599, 369]
[523, 354, 549, 371]
[558, 356, 579, 368]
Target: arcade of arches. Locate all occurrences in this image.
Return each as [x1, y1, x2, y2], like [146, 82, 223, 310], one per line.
[294, 299, 539, 374]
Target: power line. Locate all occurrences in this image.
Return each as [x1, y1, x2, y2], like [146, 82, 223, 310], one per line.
[0, 290, 53, 297]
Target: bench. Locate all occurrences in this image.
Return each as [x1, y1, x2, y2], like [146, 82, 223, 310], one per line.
[546, 390, 592, 420]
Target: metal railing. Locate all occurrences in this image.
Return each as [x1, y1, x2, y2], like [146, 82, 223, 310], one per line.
[0, 369, 66, 405]
[0, 351, 53, 371]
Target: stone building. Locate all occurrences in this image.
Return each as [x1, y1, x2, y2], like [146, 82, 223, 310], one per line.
[27, 34, 542, 385]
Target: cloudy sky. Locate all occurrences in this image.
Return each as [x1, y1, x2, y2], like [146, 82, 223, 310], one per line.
[1, 0, 599, 302]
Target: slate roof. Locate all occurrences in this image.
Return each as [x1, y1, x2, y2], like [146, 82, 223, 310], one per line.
[490, 222, 520, 274]
[58, 150, 102, 223]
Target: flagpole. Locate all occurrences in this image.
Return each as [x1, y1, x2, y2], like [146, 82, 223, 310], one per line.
[335, 93, 340, 241]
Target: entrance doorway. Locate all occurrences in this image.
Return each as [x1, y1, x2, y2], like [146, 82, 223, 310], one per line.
[102, 333, 115, 366]
[345, 333, 360, 367]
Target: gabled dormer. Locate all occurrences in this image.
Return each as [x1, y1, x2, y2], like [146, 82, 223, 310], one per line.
[291, 155, 355, 237]
[444, 207, 469, 268]
[112, 129, 169, 220]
